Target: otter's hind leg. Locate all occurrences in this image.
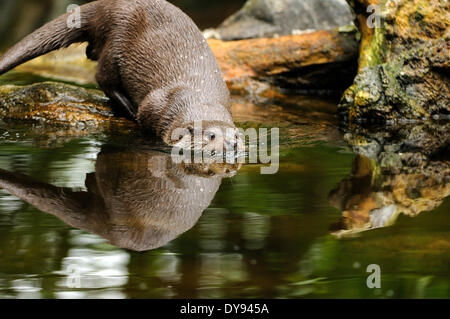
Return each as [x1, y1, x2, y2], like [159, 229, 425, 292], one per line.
[109, 91, 137, 120]
[96, 55, 137, 120]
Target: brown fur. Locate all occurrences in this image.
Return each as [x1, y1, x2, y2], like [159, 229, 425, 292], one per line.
[0, 0, 234, 144]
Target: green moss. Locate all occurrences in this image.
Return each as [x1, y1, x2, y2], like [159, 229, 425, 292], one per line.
[361, 17, 388, 68]
[0, 82, 133, 127]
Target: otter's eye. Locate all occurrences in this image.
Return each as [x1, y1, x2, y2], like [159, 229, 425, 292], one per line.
[206, 132, 216, 141]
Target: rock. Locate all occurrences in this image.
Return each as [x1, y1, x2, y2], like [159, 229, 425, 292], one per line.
[11, 44, 97, 85]
[205, 0, 354, 40]
[339, 0, 450, 122]
[0, 82, 133, 127]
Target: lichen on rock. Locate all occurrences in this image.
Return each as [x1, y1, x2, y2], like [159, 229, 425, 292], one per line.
[0, 82, 133, 127]
[339, 0, 450, 122]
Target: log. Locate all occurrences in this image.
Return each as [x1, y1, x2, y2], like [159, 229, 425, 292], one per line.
[209, 28, 359, 96]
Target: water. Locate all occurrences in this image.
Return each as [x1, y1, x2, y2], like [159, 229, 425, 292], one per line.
[0, 94, 448, 299]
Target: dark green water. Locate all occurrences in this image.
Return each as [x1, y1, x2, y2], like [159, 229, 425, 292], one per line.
[0, 112, 448, 299]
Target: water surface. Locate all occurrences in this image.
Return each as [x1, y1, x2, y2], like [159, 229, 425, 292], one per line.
[0, 95, 449, 299]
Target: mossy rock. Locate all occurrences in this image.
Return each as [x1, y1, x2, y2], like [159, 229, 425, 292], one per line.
[339, 0, 450, 122]
[0, 82, 133, 128]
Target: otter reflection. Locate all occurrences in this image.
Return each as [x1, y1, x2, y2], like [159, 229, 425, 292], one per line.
[329, 122, 450, 237]
[0, 147, 240, 251]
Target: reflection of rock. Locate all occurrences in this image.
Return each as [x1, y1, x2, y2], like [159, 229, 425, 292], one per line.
[0, 146, 241, 251]
[339, 0, 450, 121]
[329, 123, 450, 237]
[0, 119, 126, 148]
[344, 122, 450, 173]
[205, 0, 354, 40]
[329, 156, 450, 237]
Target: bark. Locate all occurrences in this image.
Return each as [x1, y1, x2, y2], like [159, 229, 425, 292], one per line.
[209, 28, 359, 96]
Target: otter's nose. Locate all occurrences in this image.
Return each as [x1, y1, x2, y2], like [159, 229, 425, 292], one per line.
[225, 139, 238, 150]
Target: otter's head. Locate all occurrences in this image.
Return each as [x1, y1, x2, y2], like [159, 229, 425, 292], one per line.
[180, 157, 242, 178]
[167, 120, 244, 157]
[137, 87, 242, 155]
[93, 148, 242, 251]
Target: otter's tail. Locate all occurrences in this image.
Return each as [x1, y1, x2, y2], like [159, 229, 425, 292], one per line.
[0, 2, 98, 75]
[0, 168, 93, 229]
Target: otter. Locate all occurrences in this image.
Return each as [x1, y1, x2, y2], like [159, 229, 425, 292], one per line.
[0, 0, 238, 148]
[0, 146, 241, 251]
